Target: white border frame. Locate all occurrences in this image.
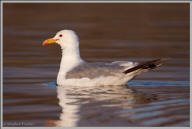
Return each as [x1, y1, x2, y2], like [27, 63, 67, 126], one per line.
[1, 0, 191, 3]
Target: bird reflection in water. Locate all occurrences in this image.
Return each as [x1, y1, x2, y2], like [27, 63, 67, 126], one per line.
[49, 85, 156, 127]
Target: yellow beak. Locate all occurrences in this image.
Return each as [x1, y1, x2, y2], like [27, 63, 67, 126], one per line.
[43, 38, 57, 46]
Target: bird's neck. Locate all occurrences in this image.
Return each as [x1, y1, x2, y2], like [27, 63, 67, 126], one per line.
[61, 46, 82, 65]
[57, 45, 83, 84]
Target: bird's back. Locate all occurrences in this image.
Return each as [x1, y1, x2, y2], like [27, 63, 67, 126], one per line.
[66, 62, 126, 79]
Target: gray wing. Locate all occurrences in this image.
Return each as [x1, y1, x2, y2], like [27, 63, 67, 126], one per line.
[66, 62, 127, 79]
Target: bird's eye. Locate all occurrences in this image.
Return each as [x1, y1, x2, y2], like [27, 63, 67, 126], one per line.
[59, 34, 63, 37]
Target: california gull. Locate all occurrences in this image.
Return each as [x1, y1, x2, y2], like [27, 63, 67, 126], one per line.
[43, 30, 164, 86]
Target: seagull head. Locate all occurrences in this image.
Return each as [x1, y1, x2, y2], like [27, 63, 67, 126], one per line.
[43, 30, 79, 49]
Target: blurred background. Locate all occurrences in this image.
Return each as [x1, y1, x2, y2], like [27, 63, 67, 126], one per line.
[3, 3, 190, 127]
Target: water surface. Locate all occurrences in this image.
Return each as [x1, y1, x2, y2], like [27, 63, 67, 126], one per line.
[3, 3, 190, 127]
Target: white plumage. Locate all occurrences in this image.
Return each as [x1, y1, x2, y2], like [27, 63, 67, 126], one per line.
[43, 30, 163, 86]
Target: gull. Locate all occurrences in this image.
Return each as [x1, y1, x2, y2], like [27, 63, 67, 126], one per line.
[43, 30, 164, 86]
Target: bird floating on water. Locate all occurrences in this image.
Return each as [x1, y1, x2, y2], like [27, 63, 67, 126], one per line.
[43, 30, 164, 86]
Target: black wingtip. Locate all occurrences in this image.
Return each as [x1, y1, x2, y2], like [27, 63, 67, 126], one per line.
[123, 58, 168, 74]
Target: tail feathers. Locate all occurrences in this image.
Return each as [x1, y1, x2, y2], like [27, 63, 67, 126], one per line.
[123, 58, 166, 74]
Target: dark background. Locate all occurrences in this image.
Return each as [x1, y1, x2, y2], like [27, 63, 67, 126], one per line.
[3, 3, 190, 126]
